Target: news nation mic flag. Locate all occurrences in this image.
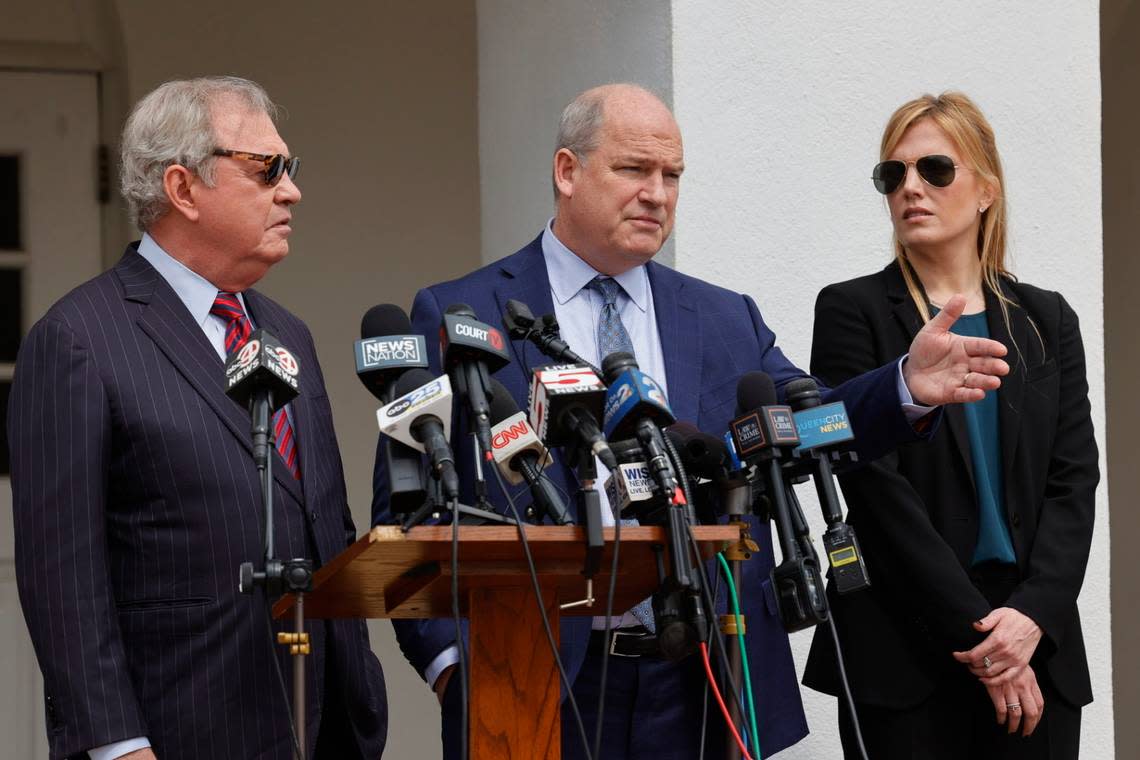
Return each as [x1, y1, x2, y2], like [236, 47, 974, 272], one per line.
[224, 328, 300, 411]
[354, 334, 428, 384]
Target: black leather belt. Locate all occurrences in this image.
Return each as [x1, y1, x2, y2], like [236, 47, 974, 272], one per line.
[588, 626, 660, 658]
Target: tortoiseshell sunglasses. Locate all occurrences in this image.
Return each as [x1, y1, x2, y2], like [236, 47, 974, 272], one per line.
[212, 149, 301, 186]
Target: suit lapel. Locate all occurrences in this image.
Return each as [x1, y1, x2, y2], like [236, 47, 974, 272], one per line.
[119, 251, 304, 507]
[884, 262, 975, 487]
[986, 281, 1026, 489]
[647, 262, 701, 424]
[493, 239, 557, 395]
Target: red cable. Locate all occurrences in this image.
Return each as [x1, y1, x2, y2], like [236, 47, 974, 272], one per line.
[699, 642, 754, 760]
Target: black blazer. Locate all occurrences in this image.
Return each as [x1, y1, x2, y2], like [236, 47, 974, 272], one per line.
[801, 261, 1097, 710]
[9, 247, 388, 759]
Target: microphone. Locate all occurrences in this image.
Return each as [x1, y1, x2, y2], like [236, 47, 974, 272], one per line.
[487, 379, 572, 525]
[601, 352, 681, 508]
[226, 329, 313, 601]
[376, 368, 459, 501]
[731, 371, 827, 632]
[353, 304, 429, 515]
[785, 378, 870, 594]
[528, 363, 618, 469]
[665, 422, 752, 521]
[440, 304, 511, 458]
[354, 304, 430, 403]
[502, 299, 600, 373]
[603, 461, 666, 522]
[225, 328, 300, 470]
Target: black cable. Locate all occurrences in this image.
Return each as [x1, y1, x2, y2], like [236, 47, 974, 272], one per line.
[661, 432, 695, 518]
[697, 561, 722, 760]
[592, 510, 621, 760]
[827, 611, 870, 760]
[487, 464, 594, 760]
[450, 497, 468, 760]
[261, 595, 305, 760]
[252, 423, 303, 760]
[685, 523, 751, 734]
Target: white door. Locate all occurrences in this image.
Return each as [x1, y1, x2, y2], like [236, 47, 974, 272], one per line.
[0, 70, 103, 759]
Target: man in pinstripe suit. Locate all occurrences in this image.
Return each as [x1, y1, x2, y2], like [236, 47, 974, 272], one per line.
[8, 77, 387, 759]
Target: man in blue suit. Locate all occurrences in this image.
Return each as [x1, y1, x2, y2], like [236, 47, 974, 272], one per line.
[10, 77, 387, 759]
[373, 84, 1008, 758]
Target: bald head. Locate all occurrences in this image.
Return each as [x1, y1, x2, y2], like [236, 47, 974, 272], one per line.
[553, 84, 677, 199]
[551, 84, 684, 275]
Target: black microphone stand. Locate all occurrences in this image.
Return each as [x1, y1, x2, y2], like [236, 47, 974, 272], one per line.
[238, 388, 313, 760]
[717, 474, 760, 760]
[560, 439, 604, 611]
[398, 433, 518, 531]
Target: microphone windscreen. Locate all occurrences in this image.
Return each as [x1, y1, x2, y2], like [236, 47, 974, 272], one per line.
[488, 378, 520, 424]
[736, 371, 778, 413]
[393, 367, 436, 397]
[784, 377, 822, 410]
[666, 422, 729, 479]
[601, 351, 638, 384]
[444, 303, 477, 317]
[360, 304, 412, 340]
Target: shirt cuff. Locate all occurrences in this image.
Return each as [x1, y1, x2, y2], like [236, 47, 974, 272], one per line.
[425, 645, 460, 691]
[88, 736, 151, 760]
[897, 355, 938, 424]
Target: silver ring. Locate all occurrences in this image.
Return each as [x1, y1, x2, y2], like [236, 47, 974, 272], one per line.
[1007, 702, 1021, 710]
[983, 655, 993, 669]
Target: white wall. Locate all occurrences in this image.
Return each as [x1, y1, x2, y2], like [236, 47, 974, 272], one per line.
[671, 0, 1111, 756]
[477, 0, 673, 264]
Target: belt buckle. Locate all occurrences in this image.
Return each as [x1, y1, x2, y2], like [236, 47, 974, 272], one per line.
[609, 628, 642, 658]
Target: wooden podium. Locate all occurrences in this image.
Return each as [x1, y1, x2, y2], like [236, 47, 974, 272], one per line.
[275, 523, 741, 759]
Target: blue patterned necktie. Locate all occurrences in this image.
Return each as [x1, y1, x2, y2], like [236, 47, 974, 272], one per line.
[588, 276, 636, 360]
[585, 276, 655, 632]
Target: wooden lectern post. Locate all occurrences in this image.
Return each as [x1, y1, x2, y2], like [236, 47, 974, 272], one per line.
[275, 523, 741, 760]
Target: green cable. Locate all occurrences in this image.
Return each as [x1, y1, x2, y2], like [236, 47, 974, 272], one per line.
[717, 551, 762, 760]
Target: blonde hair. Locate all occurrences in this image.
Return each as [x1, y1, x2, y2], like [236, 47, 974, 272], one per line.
[880, 92, 1019, 323]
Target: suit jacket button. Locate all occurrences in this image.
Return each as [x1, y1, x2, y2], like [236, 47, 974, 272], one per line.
[1011, 513, 1021, 527]
[310, 510, 319, 522]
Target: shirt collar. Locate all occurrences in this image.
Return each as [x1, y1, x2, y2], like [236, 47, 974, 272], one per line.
[137, 233, 246, 328]
[541, 219, 649, 312]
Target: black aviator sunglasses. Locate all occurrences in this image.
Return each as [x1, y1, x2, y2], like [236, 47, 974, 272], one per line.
[213, 149, 301, 186]
[871, 154, 961, 195]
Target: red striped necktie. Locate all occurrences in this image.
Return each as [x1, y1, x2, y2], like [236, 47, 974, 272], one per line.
[211, 292, 301, 479]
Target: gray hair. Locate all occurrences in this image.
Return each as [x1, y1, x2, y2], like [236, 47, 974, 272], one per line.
[552, 89, 607, 201]
[120, 76, 278, 230]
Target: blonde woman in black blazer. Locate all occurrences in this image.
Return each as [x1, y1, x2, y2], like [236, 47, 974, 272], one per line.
[802, 92, 1097, 759]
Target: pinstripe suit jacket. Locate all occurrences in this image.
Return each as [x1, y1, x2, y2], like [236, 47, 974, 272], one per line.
[9, 245, 387, 759]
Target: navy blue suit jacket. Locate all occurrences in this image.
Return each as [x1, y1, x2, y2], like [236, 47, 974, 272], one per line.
[10, 246, 387, 759]
[372, 235, 924, 755]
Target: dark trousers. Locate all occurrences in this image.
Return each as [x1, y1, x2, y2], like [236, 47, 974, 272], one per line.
[313, 624, 364, 760]
[838, 564, 1082, 760]
[560, 647, 728, 760]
